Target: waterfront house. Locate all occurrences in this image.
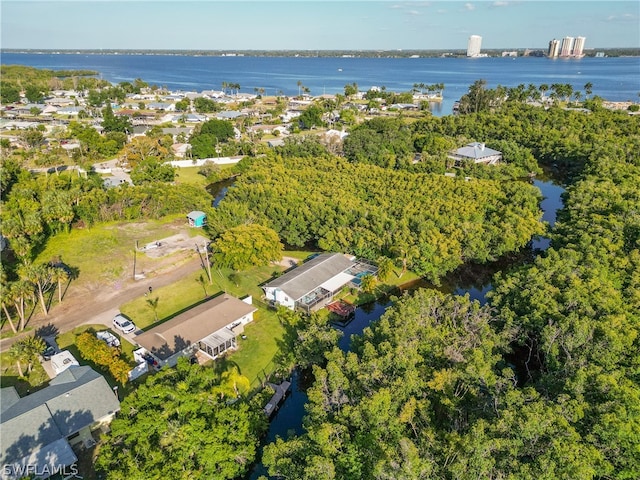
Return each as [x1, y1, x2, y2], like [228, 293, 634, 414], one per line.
[448, 142, 502, 166]
[0, 366, 120, 480]
[135, 294, 257, 368]
[263, 253, 377, 313]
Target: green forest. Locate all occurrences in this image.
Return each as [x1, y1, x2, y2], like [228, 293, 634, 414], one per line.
[1, 67, 639, 479]
[212, 155, 543, 282]
[258, 107, 640, 478]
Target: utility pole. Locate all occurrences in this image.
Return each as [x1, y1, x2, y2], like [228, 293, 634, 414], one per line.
[196, 243, 213, 284]
[132, 241, 137, 280]
[203, 242, 213, 285]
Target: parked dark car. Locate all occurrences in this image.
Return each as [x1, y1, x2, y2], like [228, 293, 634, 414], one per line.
[42, 345, 56, 361]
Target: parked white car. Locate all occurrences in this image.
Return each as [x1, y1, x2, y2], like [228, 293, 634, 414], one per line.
[96, 330, 120, 348]
[113, 314, 136, 334]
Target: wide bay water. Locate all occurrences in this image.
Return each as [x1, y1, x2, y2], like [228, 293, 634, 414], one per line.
[2, 53, 639, 115]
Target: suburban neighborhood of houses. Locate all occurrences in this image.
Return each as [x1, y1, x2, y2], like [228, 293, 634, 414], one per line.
[0, 249, 379, 479]
[0, 80, 451, 166]
[4, 59, 638, 479]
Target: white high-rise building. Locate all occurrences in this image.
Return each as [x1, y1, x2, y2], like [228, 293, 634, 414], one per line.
[560, 36, 574, 57]
[572, 36, 586, 57]
[467, 35, 482, 57]
[548, 39, 560, 58]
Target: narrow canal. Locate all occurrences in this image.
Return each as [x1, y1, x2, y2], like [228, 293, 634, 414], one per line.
[246, 174, 566, 479]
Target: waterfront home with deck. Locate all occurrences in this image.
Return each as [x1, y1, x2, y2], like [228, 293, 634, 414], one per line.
[263, 253, 377, 314]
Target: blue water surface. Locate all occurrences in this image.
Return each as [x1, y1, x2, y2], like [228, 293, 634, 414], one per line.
[3, 53, 639, 115]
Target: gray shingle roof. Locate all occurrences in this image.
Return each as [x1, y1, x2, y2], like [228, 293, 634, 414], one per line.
[0, 387, 20, 414]
[135, 294, 256, 360]
[0, 366, 120, 472]
[264, 253, 355, 301]
[453, 142, 501, 159]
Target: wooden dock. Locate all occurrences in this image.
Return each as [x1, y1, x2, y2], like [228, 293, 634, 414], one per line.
[326, 300, 356, 317]
[263, 380, 291, 417]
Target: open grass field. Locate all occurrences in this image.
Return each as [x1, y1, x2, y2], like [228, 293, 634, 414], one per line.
[174, 165, 237, 187]
[173, 166, 209, 187]
[34, 215, 201, 287]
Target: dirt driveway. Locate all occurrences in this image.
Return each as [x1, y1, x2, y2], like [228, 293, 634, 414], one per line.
[0, 232, 211, 353]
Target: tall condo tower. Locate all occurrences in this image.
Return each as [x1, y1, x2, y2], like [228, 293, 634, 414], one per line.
[560, 36, 574, 57]
[548, 39, 560, 58]
[572, 36, 586, 57]
[467, 35, 482, 57]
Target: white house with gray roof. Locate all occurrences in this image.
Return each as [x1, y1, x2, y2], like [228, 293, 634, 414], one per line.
[448, 142, 502, 166]
[0, 367, 120, 480]
[263, 253, 375, 313]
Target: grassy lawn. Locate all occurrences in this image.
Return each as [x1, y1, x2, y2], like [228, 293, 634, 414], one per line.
[119, 262, 296, 329]
[117, 254, 315, 388]
[0, 351, 50, 396]
[173, 166, 208, 187]
[229, 307, 286, 389]
[34, 215, 196, 287]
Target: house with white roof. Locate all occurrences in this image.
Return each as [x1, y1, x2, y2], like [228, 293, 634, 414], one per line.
[147, 102, 176, 111]
[448, 142, 502, 166]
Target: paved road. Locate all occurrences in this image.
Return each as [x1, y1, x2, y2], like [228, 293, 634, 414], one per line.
[1, 257, 205, 353]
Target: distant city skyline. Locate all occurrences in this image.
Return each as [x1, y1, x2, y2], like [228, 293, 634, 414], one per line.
[1, 1, 638, 51]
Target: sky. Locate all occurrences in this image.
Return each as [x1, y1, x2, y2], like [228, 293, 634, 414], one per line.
[1, 1, 639, 51]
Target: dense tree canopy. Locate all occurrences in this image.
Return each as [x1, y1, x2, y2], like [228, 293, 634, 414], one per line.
[342, 117, 413, 168]
[212, 224, 283, 270]
[212, 155, 543, 282]
[262, 98, 640, 480]
[189, 119, 236, 159]
[96, 358, 268, 479]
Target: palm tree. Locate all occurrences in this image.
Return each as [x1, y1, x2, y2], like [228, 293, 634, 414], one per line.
[0, 266, 17, 333]
[146, 296, 160, 322]
[375, 257, 395, 282]
[539, 83, 549, 99]
[573, 91, 582, 105]
[10, 280, 34, 331]
[1, 285, 17, 334]
[50, 266, 70, 304]
[584, 82, 593, 98]
[360, 274, 377, 294]
[9, 341, 27, 377]
[218, 366, 250, 399]
[18, 262, 49, 316]
[392, 244, 420, 277]
[9, 336, 45, 376]
[21, 336, 46, 373]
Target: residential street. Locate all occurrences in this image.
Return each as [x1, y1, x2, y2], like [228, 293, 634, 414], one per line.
[0, 257, 206, 353]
